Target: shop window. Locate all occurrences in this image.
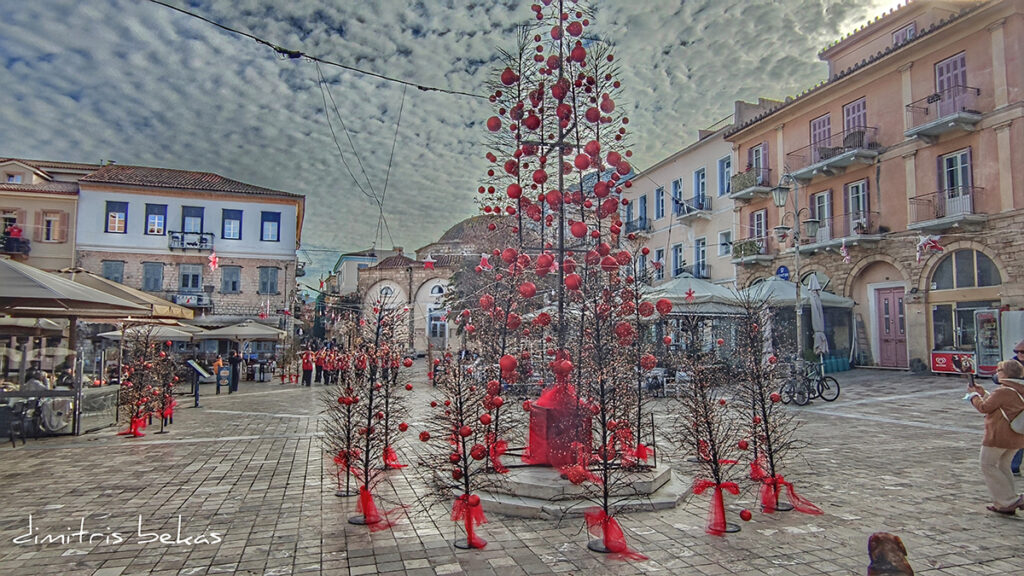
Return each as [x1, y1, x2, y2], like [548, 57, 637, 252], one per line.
[930, 249, 1001, 291]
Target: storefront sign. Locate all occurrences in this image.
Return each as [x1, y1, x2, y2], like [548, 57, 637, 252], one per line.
[930, 351, 976, 375]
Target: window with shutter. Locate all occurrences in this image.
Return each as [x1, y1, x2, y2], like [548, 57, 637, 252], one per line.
[142, 263, 164, 292]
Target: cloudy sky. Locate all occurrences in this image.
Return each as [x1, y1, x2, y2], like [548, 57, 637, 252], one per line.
[1, 0, 899, 284]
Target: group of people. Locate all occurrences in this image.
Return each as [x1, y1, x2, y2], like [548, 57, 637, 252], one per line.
[967, 341, 1024, 515]
[301, 345, 349, 387]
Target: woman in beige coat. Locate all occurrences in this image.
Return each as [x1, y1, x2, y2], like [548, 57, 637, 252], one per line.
[968, 359, 1024, 515]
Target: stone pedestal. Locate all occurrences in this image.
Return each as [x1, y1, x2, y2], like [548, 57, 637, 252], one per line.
[524, 403, 590, 467]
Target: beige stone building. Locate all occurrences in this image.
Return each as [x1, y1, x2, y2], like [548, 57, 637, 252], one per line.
[726, 0, 1024, 371]
[0, 158, 99, 270]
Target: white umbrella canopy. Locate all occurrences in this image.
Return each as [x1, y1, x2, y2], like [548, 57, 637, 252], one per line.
[742, 277, 854, 309]
[646, 273, 742, 315]
[0, 258, 147, 316]
[194, 320, 285, 342]
[98, 325, 203, 342]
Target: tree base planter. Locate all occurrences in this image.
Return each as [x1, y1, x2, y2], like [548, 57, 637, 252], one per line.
[347, 515, 376, 526]
[587, 539, 610, 553]
[453, 538, 486, 550]
[335, 489, 359, 498]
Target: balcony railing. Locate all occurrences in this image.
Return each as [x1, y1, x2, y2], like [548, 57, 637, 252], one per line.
[168, 231, 215, 251]
[729, 168, 772, 200]
[731, 235, 773, 266]
[0, 236, 31, 256]
[677, 195, 712, 221]
[681, 263, 710, 279]
[787, 126, 880, 182]
[905, 85, 982, 139]
[296, 261, 306, 277]
[797, 210, 882, 251]
[624, 217, 651, 233]
[908, 186, 987, 230]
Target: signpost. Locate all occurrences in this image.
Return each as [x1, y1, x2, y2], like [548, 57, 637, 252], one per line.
[776, 265, 790, 281]
[186, 359, 212, 407]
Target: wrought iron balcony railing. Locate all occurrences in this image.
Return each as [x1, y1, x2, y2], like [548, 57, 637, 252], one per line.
[681, 263, 710, 279]
[0, 236, 31, 256]
[168, 231, 215, 251]
[787, 126, 880, 181]
[624, 217, 651, 233]
[909, 186, 984, 224]
[905, 85, 982, 138]
[729, 168, 772, 200]
[677, 195, 712, 220]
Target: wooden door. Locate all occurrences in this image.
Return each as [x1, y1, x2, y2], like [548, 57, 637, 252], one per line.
[876, 288, 908, 368]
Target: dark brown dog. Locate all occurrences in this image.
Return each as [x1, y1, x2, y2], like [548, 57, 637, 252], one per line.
[867, 532, 914, 575]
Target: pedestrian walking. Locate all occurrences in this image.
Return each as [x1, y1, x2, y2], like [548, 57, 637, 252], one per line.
[967, 359, 1024, 515]
[212, 355, 224, 375]
[228, 350, 242, 394]
[301, 348, 314, 387]
[1006, 342, 1024, 475]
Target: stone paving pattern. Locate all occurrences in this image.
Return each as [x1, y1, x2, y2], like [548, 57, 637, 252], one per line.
[1, 365, 1022, 575]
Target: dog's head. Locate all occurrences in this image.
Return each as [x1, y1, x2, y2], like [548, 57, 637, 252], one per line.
[867, 532, 913, 576]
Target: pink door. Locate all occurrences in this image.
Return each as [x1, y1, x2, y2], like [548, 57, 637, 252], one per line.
[877, 288, 908, 368]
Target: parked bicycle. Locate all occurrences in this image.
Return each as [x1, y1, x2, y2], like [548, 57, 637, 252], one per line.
[780, 361, 840, 406]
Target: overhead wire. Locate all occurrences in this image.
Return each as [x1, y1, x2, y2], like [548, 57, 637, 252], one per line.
[143, 0, 487, 100]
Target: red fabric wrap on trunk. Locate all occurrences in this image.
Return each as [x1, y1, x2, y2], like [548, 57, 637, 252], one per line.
[357, 486, 400, 531]
[583, 507, 648, 561]
[693, 479, 739, 535]
[383, 445, 406, 469]
[451, 494, 488, 548]
[759, 475, 823, 515]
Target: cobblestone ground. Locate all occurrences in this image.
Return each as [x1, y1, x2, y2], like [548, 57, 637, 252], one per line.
[1, 365, 1022, 575]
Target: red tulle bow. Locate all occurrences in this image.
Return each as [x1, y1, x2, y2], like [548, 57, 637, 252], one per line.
[357, 486, 399, 532]
[760, 475, 823, 515]
[583, 507, 648, 561]
[383, 445, 406, 469]
[161, 398, 177, 420]
[693, 479, 740, 535]
[451, 494, 488, 548]
[486, 436, 509, 474]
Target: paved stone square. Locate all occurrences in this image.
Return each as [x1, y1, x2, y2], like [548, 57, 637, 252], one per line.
[1, 366, 1022, 575]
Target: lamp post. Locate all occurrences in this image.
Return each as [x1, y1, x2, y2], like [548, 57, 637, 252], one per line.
[770, 178, 819, 364]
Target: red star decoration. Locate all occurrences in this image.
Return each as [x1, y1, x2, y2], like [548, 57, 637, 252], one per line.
[684, 288, 696, 303]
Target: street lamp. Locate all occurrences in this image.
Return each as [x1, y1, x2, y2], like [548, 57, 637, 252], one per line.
[770, 178, 819, 365]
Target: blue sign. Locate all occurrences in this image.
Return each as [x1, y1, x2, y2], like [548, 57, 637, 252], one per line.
[776, 265, 790, 280]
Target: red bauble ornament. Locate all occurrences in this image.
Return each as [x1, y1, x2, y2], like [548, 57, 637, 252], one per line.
[479, 413, 492, 425]
[518, 282, 536, 298]
[740, 509, 753, 522]
[565, 273, 582, 290]
[403, 357, 413, 368]
[405, 383, 413, 391]
[768, 355, 777, 364]
[486, 116, 501, 132]
[719, 399, 727, 406]
[600, 255, 619, 273]
[655, 298, 673, 315]
[770, 392, 782, 403]
[460, 425, 473, 437]
[522, 400, 532, 412]
[663, 336, 672, 345]
[717, 338, 725, 346]
[470, 444, 486, 460]
[398, 422, 409, 432]
[640, 354, 657, 371]
[638, 302, 655, 317]
[737, 439, 749, 450]
[492, 396, 504, 408]
[468, 494, 481, 506]
[574, 153, 590, 171]
[500, 67, 518, 86]
[499, 354, 518, 373]
[452, 468, 463, 480]
[570, 221, 588, 238]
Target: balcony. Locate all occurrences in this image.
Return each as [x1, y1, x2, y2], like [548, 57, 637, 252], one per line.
[676, 195, 712, 222]
[0, 236, 30, 257]
[729, 168, 772, 201]
[171, 293, 212, 307]
[908, 186, 987, 232]
[796, 211, 883, 253]
[624, 217, 651, 234]
[731, 236, 773, 266]
[905, 85, 982, 141]
[787, 127, 880, 183]
[168, 231, 214, 251]
[680, 263, 711, 279]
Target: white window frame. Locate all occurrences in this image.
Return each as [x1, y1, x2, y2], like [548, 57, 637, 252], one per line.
[654, 248, 665, 281]
[717, 157, 731, 197]
[717, 231, 731, 257]
[671, 178, 683, 215]
[693, 168, 706, 199]
[694, 238, 707, 275]
[654, 187, 665, 220]
[671, 243, 684, 277]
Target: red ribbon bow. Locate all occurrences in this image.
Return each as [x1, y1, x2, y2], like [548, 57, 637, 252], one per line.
[693, 479, 740, 535]
[451, 494, 487, 548]
[583, 507, 648, 561]
[357, 487, 401, 532]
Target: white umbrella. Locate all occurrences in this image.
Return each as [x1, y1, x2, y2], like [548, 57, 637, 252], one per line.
[807, 275, 829, 357]
[98, 325, 202, 342]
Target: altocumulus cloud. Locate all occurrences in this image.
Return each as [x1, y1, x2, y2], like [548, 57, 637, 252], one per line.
[0, 0, 893, 280]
